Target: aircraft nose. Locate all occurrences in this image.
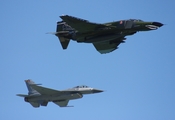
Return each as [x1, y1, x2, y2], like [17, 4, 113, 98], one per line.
[92, 89, 103, 93]
[152, 22, 163, 27]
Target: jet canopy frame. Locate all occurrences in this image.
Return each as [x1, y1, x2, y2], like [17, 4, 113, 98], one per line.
[74, 85, 89, 88]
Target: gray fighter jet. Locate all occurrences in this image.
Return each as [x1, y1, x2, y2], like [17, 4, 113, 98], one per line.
[17, 79, 103, 108]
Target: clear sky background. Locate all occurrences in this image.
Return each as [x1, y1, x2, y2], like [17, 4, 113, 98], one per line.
[1, 0, 175, 120]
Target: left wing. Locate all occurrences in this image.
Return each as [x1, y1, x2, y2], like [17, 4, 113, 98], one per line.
[53, 100, 69, 107]
[93, 38, 126, 54]
[60, 15, 106, 33]
[31, 85, 61, 95]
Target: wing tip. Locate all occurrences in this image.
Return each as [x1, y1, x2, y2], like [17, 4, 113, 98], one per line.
[60, 14, 68, 18]
[59, 15, 88, 22]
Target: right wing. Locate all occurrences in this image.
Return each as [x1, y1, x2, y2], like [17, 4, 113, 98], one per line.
[53, 100, 69, 107]
[93, 42, 118, 54]
[60, 15, 107, 33]
[31, 85, 61, 95]
[31, 85, 74, 96]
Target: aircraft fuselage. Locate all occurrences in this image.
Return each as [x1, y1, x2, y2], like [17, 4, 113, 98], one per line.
[61, 19, 163, 43]
[24, 93, 83, 102]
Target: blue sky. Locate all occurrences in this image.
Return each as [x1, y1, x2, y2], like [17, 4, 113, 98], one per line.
[1, 0, 175, 120]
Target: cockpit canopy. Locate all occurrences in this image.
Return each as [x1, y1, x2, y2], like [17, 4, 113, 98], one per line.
[74, 85, 89, 88]
[129, 19, 143, 22]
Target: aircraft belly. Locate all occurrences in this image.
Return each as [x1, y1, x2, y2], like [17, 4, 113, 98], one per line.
[76, 29, 119, 42]
[50, 93, 83, 101]
[85, 34, 122, 43]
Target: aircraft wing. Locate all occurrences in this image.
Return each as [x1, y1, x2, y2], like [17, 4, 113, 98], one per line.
[31, 85, 61, 95]
[53, 100, 69, 107]
[60, 15, 106, 33]
[93, 38, 125, 54]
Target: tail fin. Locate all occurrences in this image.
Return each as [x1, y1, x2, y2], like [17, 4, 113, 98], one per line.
[56, 21, 74, 32]
[25, 79, 41, 95]
[55, 21, 75, 49]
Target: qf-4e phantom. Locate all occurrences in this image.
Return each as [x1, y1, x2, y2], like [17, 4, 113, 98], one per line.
[17, 80, 103, 108]
[49, 15, 163, 54]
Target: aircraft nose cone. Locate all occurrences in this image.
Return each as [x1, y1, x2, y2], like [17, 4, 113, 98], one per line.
[92, 89, 103, 93]
[152, 22, 163, 27]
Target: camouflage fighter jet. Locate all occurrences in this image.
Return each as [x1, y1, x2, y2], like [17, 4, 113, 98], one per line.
[50, 15, 163, 54]
[17, 80, 103, 108]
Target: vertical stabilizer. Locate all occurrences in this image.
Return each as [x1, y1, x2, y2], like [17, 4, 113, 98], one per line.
[56, 21, 74, 32]
[25, 79, 40, 95]
[55, 21, 76, 49]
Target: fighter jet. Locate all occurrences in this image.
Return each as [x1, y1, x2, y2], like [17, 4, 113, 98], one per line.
[50, 15, 163, 54]
[17, 79, 103, 108]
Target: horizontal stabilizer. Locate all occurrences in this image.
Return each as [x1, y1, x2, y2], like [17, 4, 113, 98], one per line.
[63, 106, 74, 107]
[46, 31, 69, 35]
[29, 102, 40, 108]
[47, 32, 70, 49]
[58, 37, 70, 49]
[16, 94, 29, 97]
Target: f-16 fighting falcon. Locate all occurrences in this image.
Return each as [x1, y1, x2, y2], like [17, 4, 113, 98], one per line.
[50, 15, 163, 54]
[17, 80, 103, 108]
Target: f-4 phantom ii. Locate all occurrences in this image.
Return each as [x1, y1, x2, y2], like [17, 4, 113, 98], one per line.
[50, 15, 163, 54]
[17, 80, 103, 108]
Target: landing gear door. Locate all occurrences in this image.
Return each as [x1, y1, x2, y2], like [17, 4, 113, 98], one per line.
[125, 20, 133, 29]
